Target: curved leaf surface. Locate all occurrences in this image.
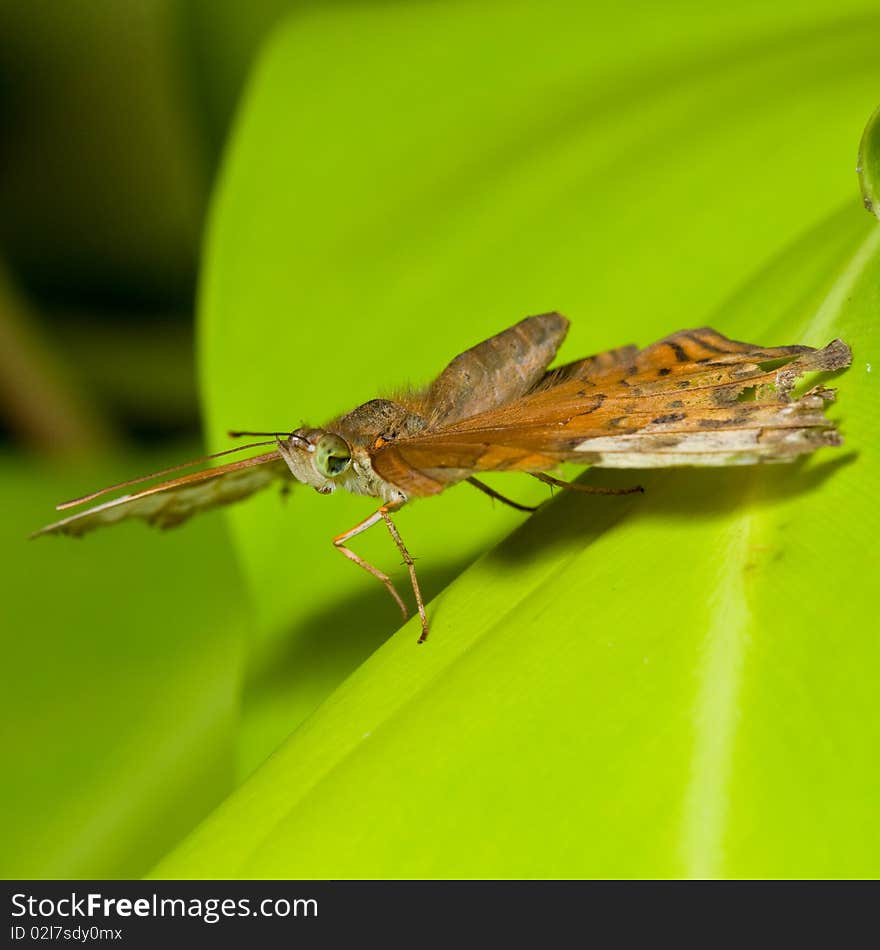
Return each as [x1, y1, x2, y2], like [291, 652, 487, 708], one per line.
[171, 1, 880, 875]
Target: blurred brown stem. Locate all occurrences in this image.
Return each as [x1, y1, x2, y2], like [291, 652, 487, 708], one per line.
[0, 261, 117, 457]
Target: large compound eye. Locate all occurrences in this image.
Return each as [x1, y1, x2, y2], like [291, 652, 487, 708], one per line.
[314, 433, 352, 478]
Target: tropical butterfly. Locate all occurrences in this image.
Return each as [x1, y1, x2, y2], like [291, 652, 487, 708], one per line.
[33, 313, 852, 642]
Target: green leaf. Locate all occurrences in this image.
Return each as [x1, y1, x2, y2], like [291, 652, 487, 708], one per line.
[166, 2, 880, 876]
[160, 202, 880, 878]
[0, 453, 246, 878]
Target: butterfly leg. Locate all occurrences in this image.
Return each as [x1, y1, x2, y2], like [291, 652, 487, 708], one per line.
[379, 507, 429, 643]
[333, 508, 409, 621]
[467, 476, 538, 513]
[532, 472, 644, 495]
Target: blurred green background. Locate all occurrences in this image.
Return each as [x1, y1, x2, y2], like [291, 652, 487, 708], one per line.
[1, 1, 878, 879]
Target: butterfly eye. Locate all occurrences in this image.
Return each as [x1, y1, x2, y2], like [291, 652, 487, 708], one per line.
[314, 434, 352, 478]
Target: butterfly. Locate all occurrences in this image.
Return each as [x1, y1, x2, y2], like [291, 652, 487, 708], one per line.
[33, 314, 852, 642]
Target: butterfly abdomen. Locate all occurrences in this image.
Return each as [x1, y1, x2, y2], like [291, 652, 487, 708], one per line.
[423, 312, 569, 427]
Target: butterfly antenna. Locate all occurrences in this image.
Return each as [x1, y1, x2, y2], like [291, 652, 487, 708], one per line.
[228, 430, 292, 438]
[56, 440, 280, 510]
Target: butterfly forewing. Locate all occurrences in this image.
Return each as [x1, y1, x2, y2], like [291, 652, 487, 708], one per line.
[32, 451, 289, 538]
[369, 329, 852, 494]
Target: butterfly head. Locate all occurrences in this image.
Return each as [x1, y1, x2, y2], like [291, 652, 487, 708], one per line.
[275, 427, 406, 504]
[273, 428, 352, 494]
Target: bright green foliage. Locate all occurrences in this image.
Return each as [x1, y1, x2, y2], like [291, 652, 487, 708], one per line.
[149, 2, 880, 877]
[1, 453, 245, 878]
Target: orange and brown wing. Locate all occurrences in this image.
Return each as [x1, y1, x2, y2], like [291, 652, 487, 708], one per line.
[371, 328, 852, 496]
[32, 450, 290, 538]
[533, 343, 639, 389]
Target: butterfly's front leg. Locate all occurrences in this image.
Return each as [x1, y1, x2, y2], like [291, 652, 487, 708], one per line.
[379, 506, 429, 644]
[332, 500, 430, 643]
[333, 506, 409, 621]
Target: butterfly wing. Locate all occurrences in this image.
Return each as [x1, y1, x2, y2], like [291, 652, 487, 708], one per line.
[32, 450, 290, 538]
[533, 344, 639, 389]
[370, 328, 853, 496]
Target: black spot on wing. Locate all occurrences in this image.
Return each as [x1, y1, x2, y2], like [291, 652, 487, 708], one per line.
[665, 340, 690, 362]
[579, 392, 605, 412]
[651, 412, 687, 424]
